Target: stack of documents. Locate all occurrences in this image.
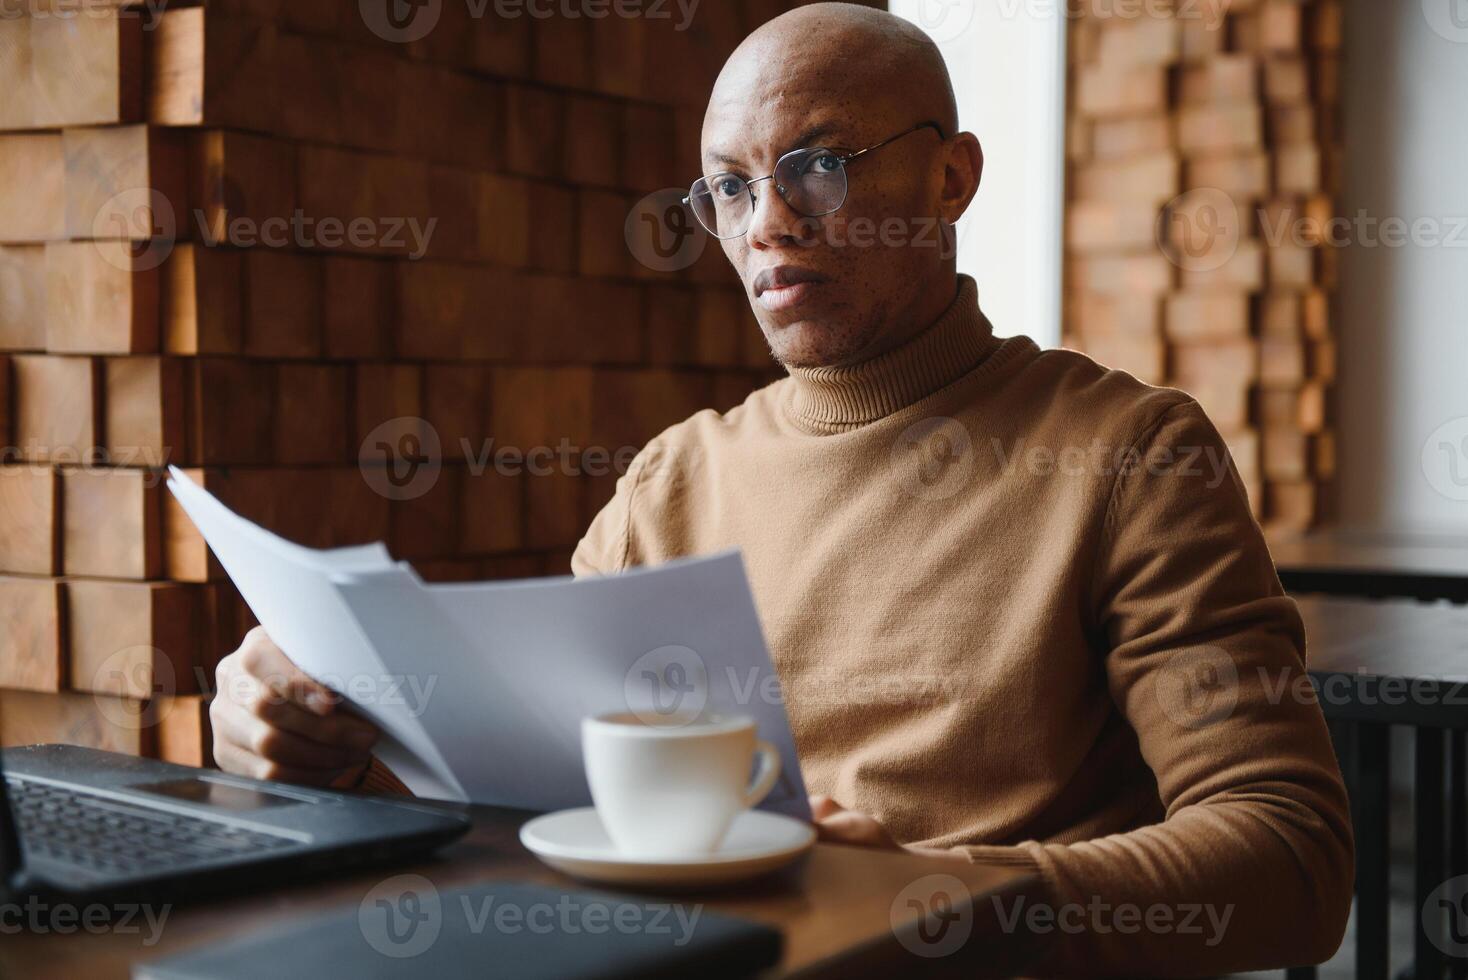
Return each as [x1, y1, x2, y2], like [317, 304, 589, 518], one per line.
[166, 467, 808, 818]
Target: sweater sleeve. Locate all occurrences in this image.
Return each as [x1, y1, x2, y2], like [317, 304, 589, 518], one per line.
[963, 399, 1353, 977]
[350, 756, 412, 796]
[570, 448, 647, 577]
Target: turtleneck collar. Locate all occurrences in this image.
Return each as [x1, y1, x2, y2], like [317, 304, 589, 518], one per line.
[783, 275, 1001, 434]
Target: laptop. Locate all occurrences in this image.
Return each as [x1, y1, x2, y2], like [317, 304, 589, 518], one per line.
[0, 743, 470, 905]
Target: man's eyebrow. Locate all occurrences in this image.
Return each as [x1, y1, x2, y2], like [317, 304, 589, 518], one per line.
[705, 123, 846, 173]
[788, 123, 843, 151]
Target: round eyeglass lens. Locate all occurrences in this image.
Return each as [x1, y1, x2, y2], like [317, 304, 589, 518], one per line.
[774, 148, 848, 218]
[689, 173, 752, 239]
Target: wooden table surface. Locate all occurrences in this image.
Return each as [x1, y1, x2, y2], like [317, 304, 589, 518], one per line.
[1272, 528, 1468, 603]
[1295, 595, 1468, 726]
[1297, 594, 1468, 679]
[1297, 592, 1468, 677]
[0, 802, 1049, 980]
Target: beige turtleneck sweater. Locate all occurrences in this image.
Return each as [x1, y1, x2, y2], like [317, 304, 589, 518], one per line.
[570, 276, 1353, 976]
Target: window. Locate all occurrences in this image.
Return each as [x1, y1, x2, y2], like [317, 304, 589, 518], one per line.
[891, 1, 1067, 346]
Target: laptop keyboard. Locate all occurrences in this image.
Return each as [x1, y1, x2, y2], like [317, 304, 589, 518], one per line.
[6, 777, 298, 877]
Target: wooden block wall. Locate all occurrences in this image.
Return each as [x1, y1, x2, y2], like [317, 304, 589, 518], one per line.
[1063, 0, 1343, 533]
[0, 0, 837, 764]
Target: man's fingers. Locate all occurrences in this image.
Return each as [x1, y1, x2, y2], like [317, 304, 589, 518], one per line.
[267, 672, 342, 718]
[814, 810, 870, 839]
[212, 734, 340, 788]
[814, 810, 892, 848]
[218, 631, 378, 750]
[249, 693, 379, 750]
[212, 628, 378, 788]
[809, 794, 844, 820]
[214, 700, 371, 772]
[236, 629, 339, 717]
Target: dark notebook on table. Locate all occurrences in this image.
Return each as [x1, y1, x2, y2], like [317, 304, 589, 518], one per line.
[135, 881, 783, 980]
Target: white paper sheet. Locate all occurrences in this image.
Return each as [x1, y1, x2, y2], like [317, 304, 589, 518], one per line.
[166, 467, 810, 819]
[165, 470, 463, 800]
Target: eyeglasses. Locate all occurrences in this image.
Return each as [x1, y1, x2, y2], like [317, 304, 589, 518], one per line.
[683, 121, 946, 241]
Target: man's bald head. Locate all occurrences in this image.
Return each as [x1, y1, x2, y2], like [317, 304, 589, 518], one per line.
[697, 3, 982, 370]
[707, 4, 958, 147]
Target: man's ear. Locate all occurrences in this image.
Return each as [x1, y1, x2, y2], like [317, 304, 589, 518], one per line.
[938, 132, 983, 224]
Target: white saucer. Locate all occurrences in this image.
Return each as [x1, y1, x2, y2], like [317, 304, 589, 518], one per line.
[520, 807, 816, 888]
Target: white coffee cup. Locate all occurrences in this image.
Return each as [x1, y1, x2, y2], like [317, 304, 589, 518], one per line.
[581, 712, 781, 860]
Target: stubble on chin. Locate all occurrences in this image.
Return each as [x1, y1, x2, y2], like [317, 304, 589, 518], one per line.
[765, 317, 883, 370]
[770, 332, 852, 370]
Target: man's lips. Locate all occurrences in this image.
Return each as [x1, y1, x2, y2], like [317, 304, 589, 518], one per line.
[753, 266, 828, 312]
[753, 265, 828, 296]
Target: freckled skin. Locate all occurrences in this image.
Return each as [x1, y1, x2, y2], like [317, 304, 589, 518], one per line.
[701, 3, 986, 369]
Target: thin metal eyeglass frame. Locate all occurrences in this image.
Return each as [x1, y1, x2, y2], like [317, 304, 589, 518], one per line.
[682, 120, 947, 240]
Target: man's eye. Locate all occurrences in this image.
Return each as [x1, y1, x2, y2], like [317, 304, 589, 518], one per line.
[807, 153, 842, 175]
[714, 177, 744, 199]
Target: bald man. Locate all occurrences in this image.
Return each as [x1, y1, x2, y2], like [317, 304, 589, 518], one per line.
[211, 4, 1353, 974]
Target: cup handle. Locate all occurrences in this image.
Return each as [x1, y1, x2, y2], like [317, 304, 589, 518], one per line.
[743, 740, 782, 808]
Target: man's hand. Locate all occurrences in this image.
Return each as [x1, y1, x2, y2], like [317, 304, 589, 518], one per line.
[809, 795, 968, 861]
[210, 627, 380, 787]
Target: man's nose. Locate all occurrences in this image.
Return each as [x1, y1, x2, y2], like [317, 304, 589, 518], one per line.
[745, 180, 816, 250]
